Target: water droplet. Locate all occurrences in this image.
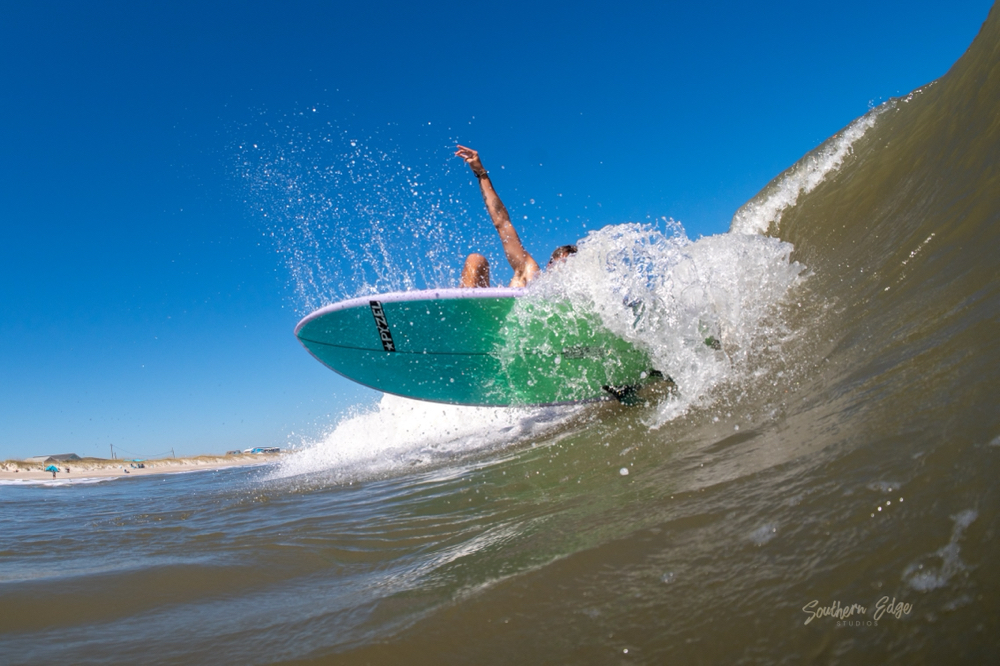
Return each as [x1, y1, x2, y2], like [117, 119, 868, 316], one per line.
[619, 467, 629, 476]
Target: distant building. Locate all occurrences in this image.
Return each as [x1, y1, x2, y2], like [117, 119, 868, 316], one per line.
[24, 453, 82, 463]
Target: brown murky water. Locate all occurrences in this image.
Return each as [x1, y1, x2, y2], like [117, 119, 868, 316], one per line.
[2, 7, 999, 665]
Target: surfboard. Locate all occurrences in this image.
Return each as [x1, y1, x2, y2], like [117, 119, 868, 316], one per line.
[294, 287, 659, 406]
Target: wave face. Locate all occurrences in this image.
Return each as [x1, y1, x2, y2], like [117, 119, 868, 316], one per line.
[3, 8, 999, 665]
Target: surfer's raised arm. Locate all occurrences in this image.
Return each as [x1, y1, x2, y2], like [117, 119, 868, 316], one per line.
[456, 145, 541, 288]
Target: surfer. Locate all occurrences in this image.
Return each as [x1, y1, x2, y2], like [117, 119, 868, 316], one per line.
[456, 145, 576, 288]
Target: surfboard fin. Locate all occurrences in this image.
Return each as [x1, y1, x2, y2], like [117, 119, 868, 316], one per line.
[602, 384, 641, 405]
[603, 370, 675, 405]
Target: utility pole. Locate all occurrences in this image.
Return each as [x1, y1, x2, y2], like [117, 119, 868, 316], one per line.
[171, 448, 175, 459]
[110, 444, 115, 460]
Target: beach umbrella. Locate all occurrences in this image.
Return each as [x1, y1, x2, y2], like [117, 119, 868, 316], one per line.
[45, 465, 59, 472]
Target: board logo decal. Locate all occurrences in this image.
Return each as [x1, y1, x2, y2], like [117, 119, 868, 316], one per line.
[369, 301, 396, 352]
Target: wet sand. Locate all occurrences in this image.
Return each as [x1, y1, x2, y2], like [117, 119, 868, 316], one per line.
[0, 454, 282, 482]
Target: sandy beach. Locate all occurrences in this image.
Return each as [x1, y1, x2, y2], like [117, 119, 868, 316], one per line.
[0, 453, 283, 482]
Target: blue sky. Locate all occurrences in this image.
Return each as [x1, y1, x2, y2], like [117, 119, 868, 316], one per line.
[0, 1, 993, 460]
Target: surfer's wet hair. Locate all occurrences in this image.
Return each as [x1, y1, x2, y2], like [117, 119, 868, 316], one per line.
[549, 245, 578, 265]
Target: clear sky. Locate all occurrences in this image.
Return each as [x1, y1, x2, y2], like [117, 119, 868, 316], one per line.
[0, 1, 993, 460]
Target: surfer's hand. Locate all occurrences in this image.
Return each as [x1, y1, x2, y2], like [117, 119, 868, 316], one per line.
[455, 145, 487, 178]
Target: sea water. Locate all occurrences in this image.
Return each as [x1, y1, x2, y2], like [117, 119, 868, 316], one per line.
[3, 8, 1000, 664]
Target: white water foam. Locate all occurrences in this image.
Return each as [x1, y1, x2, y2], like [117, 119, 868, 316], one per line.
[526, 220, 805, 424]
[749, 523, 779, 546]
[903, 509, 978, 592]
[0, 477, 114, 487]
[273, 393, 581, 481]
[730, 104, 890, 236]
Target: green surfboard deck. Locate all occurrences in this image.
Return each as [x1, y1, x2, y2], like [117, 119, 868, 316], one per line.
[295, 288, 654, 406]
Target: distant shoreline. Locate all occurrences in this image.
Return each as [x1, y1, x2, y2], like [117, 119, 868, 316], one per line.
[0, 453, 284, 482]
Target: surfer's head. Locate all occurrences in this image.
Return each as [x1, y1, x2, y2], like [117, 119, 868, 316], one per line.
[548, 244, 577, 266]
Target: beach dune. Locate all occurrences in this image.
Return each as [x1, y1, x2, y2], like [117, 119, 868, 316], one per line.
[0, 453, 282, 482]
